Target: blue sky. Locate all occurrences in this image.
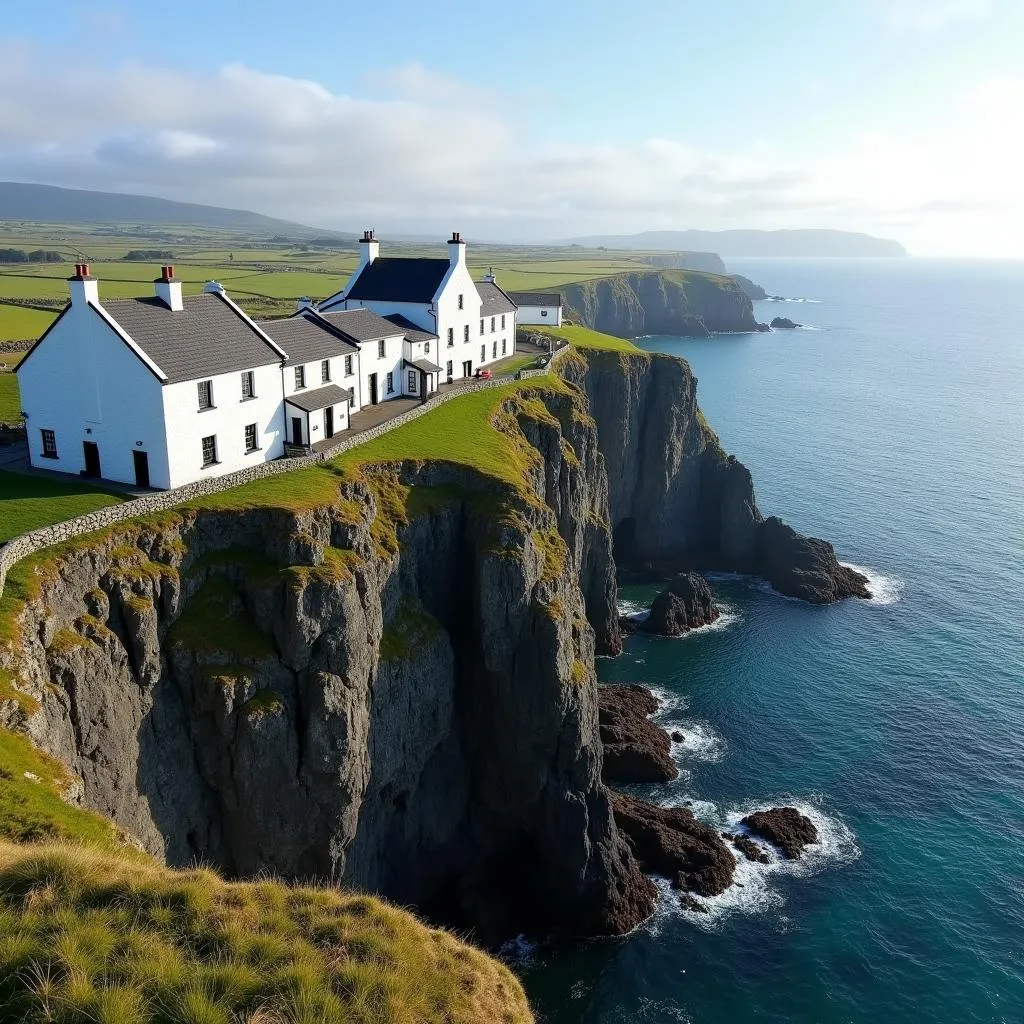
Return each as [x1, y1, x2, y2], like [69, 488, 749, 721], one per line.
[2, 0, 1022, 254]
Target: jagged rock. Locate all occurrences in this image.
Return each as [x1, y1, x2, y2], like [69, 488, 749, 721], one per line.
[741, 807, 819, 859]
[670, 730, 685, 743]
[770, 316, 801, 329]
[611, 792, 735, 896]
[640, 573, 719, 635]
[598, 685, 677, 784]
[679, 892, 710, 914]
[724, 832, 770, 863]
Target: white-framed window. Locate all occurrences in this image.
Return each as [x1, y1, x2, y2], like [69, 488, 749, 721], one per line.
[446, 359, 452, 378]
[240, 371, 254, 400]
[425, 341, 431, 354]
[201, 434, 218, 467]
[502, 339, 507, 355]
[294, 365, 306, 390]
[492, 341, 497, 358]
[386, 371, 394, 393]
[378, 339, 386, 358]
[408, 370, 417, 391]
[490, 317, 496, 333]
[458, 293, 464, 310]
[197, 379, 213, 410]
[40, 429, 57, 459]
[344, 354, 353, 376]
[447, 328, 454, 347]
[480, 344, 485, 363]
[463, 325, 469, 343]
[501, 314, 506, 329]
[244, 423, 258, 452]
[321, 359, 331, 383]
[541, 309, 548, 317]
[479, 319, 484, 335]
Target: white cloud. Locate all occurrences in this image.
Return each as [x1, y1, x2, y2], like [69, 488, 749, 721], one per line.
[870, 0, 993, 31]
[0, 40, 1020, 255]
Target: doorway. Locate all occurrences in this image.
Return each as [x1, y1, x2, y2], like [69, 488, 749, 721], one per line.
[82, 441, 101, 478]
[132, 450, 150, 488]
[368, 373, 379, 405]
[462, 360, 472, 378]
[291, 416, 303, 445]
[324, 406, 334, 439]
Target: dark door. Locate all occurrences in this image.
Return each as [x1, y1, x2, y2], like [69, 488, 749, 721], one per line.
[462, 360, 472, 378]
[132, 450, 150, 488]
[324, 406, 334, 438]
[291, 416, 303, 445]
[369, 373, 379, 405]
[82, 441, 101, 478]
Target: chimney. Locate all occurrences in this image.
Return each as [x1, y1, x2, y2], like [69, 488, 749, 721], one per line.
[203, 280, 225, 296]
[154, 265, 183, 312]
[296, 296, 315, 313]
[447, 231, 466, 267]
[68, 263, 99, 306]
[484, 265, 496, 284]
[358, 229, 379, 269]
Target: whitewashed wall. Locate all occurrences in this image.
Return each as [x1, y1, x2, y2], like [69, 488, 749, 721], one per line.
[516, 304, 562, 327]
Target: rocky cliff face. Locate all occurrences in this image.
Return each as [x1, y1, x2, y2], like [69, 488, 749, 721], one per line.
[561, 270, 764, 338]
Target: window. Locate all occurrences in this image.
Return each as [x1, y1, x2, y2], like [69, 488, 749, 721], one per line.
[425, 341, 431, 354]
[201, 434, 218, 467]
[40, 429, 57, 459]
[240, 371, 254, 400]
[463, 325, 469, 343]
[541, 309, 548, 317]
[378, 338, 386, 358]
[501, 314, 506, 329]
[408, 370, 417, 391]
[502, 339, 507, 355]
[294, 365, 306, 390]
[480, 344, 485, 363]
[244, 423, 258, 452]
[458, 293, 464, 310]
[197, 379, 213, 410]
[492, 341, 497, 359]
[321, 359, 331, 383]
[386, 371, 394, 393]
[490, 317, 496, 333]
[480, 319, 484, 335]
[447, 328, 454, 347]
[344, 354, 353, 376]
[446, 360, 452, 378]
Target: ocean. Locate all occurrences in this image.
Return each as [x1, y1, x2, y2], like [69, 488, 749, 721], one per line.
[519, 259, 1024, 1023]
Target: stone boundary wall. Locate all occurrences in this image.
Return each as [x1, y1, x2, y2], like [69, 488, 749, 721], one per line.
[0, 343, 574, 599]
[0, 340, 34, 353]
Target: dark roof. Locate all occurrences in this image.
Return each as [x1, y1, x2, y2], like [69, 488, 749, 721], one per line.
[256, 314, 358, 366]
[476, 280, 517, 317]
[383, 313, 438, 345]
[101, 293, 282, 384]
[508, 291, 563, 308]
[316, 307, 408, 343]
[285, 383, 351, 412]
[343, 257, 451, 303]
[404, 357, 442, 374]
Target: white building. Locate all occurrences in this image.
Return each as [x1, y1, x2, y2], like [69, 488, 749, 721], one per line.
[508, 290, 563, 326]
[319, 231, 517, 381]
[17, 265, 287, 490]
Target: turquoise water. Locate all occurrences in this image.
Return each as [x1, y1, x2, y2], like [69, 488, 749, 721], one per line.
[520, 259, 1024, 1023]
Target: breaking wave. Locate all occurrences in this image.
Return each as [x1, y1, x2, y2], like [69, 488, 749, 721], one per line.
[844, 563, 904, 605]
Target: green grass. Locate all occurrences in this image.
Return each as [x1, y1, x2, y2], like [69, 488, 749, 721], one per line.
[0, 306, 56, 342]
[0, 841, 535, 1023]
[0, 470, 126, 543]
[0, 374, 20, 420]
[168, 577, 275, 658]
[531, 324, 640, 353]
[379, 598, 442, 663]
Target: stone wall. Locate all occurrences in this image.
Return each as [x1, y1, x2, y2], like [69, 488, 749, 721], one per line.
[0, 344, 574, 599]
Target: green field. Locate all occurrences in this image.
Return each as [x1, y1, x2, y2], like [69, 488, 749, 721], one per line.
[0, 470, 126, 542]
[0, 374, 21, 420]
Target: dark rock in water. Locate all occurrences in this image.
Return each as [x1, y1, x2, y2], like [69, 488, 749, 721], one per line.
[741, 807, 819, 859]
[640, 573, 719, 636]
[599, 685, 677, 784]
[758, 517, 871, 603]
[611, 791, 735, 896]
[770, 316, 801, 329]
[679, 892, 710, 914]
[731, 834, 770, 863]
[670, 730, 685, 743]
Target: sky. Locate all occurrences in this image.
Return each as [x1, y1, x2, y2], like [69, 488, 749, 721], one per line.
[1, 0, 1022, 255]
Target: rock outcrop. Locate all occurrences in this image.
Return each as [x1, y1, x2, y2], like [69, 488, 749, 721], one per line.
[731, 274, 767, 301]
[741, 807, 819, 859]
[560, 348, 871, 603]
[770, 316, 801, 329]
[611, 792, 735, 896]
[598, 685, 677, 784]
[561, 270, 765, 339]
[640, 572, 719, 635]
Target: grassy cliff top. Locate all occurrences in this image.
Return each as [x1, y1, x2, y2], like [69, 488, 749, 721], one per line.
[528, 323, 640, 353]
[0, 841, 534, 1024]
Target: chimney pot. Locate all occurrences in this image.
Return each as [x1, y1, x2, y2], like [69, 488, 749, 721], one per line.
[161, 265, 175, 281]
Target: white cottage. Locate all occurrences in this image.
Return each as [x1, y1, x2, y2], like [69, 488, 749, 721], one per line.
[17, 265, 287, 490]
[508, 290, 563, 326]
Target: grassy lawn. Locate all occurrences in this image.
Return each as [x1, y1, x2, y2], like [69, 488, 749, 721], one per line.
[0, 470, 126, 542]
[0, 374, 21, 420]
[532, 323, 640, 353]
[0, 306, 56, 343]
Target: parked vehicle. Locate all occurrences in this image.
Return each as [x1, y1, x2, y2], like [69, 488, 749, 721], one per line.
[476, 368, 493, 380]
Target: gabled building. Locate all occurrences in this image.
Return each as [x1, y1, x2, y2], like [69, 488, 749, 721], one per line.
[17, 265, 287, 490]
[508, 290, 563, 326]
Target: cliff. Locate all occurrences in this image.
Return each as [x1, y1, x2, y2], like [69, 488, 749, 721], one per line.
[642, 252, 727, 274]
[560, 270, 764, 338]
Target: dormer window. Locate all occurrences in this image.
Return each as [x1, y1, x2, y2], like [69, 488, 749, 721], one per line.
[458, 293, 464, 310]
[294, 366, 306, 390]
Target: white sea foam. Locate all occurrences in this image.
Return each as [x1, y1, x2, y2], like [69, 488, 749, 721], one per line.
[761, 297, 822, 304]
[844, 563, 905, 605]
[616, 598, 740, 636]
[668, 720, 726, 763]
[647, 797, 860, 932]
[497, 933, 537, 967]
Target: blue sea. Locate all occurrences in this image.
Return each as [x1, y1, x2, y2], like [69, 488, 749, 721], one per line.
[520, 259, 1024, 1023]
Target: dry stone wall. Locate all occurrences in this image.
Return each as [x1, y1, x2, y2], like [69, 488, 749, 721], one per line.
[0, 345, 574, 599]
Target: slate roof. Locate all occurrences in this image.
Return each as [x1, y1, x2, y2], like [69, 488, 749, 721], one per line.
[508, 291, 563, 308]
[101, 293, 282, 384]
[316, 307, 408, 343]
[404, 357, 442, 374]
[383, 313, 438, 345]
[285, 383, 351, 413]
[476, 280, 517, 317]
[256, 314, 358, 367]
[344, 258, 451, 303]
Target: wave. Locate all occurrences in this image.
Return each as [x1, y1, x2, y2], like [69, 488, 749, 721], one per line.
[844, 563, 905, 605]
[616, 599, 741, 637]
[760, 297, 822, 304]
[646, 797, 860, 933]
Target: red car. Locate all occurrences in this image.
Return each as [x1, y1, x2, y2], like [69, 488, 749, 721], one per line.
[476, 368, 493, 380]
